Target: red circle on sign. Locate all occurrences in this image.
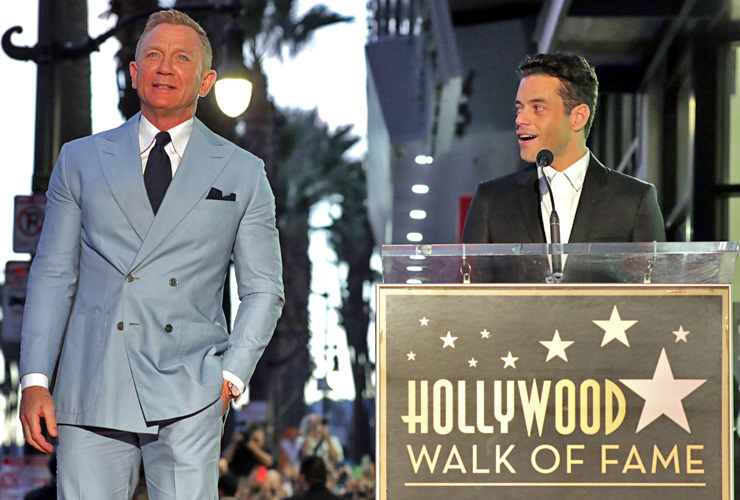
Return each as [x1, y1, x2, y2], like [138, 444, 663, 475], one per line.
[16, 207, 45, 236]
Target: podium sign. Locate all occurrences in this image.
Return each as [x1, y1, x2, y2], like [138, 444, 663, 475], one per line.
[376, 285, 731, 500]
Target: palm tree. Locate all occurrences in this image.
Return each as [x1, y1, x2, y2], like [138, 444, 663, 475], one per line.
[104, 0, 160, 119]
[272, 108, 375, 460]
[261, 108, 362, 435]
[327, 161, 376, 462]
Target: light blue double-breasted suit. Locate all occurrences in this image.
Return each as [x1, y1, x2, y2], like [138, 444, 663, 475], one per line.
[20, 112, 284, 434]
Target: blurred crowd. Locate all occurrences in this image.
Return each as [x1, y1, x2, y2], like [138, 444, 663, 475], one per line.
[216, 413, 375, 500]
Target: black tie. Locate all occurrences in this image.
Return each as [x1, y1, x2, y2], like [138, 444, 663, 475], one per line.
[144, 131, 172, 215]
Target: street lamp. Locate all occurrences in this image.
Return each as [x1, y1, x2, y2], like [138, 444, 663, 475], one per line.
[215, 20, 252, 118]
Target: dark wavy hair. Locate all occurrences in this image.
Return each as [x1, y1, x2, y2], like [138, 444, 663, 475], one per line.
[518, 53, 599, 138]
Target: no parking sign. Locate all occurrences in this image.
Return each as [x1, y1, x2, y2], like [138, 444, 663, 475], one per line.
[13, 193, 46, 254]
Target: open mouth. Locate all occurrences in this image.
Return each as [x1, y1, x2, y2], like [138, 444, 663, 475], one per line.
[153, 84, 175, 89]
[518, 134, 537, 142]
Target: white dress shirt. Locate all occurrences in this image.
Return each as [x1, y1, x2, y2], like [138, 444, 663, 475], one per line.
[138, 114, 191, 175]
[22, 115, 246, 404]
[538, 149, 590, 243]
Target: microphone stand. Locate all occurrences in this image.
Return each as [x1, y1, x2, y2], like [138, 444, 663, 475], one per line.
[540, 164, 563, 283]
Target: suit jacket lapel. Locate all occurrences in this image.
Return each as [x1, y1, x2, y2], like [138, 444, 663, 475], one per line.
[130, 118, 233, 271]
[515, 166, 546, 243]
[569, 154, 608, 242]
[96, 113, 154, 241]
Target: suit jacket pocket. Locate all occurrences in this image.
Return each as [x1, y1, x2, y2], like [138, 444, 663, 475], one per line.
[53, 314, 105, 413]
[196, 198, 239, 213]
[178, 321, 228, 387]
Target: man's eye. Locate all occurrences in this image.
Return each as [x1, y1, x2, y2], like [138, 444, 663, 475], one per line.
[534, 105, 544, 112]
[177, 55, 189, 61]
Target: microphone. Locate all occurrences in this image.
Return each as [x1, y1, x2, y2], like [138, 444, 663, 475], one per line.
[537, 149, 563, 283]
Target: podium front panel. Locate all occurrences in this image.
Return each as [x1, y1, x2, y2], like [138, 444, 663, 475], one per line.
[376, 284, 731, 500]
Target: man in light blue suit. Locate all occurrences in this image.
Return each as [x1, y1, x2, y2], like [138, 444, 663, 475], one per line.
[18, 9, 284, 499]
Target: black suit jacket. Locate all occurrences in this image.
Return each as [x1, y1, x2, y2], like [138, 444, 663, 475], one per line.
[461, 155, 666, 283]
[462, 155, 665, 244]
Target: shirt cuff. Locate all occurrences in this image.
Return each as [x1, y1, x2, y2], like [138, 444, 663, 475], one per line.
[21, 373, 50, 391]
[222, 370, 248, 406]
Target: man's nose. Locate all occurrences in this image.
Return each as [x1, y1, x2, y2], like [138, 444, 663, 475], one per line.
[157, 58, 174, 74]
[515, 111, 529, 127]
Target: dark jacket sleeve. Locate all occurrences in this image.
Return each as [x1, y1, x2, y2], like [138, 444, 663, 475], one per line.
[632, 183, 666, 242]
[461, 183, 491, 243]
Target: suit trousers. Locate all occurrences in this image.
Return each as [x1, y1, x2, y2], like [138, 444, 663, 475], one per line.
[57, 398, 224, 500]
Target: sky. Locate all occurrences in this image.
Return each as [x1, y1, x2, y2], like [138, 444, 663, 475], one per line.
[0, 0, 369, 402]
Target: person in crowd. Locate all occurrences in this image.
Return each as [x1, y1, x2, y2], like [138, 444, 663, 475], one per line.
[224, 424, 275, 477]
[218, 473, 239, 500]
[297, 414, 344, 468]
[285, 456, 343, 500]
[18, 8, 283, 499]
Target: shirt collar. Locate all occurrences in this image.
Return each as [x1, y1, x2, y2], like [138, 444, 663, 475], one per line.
[138, 115, 194, 159]
[538, 149, 590, 192]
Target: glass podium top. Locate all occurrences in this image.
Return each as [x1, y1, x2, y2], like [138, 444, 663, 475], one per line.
[381, 242, 738, 284]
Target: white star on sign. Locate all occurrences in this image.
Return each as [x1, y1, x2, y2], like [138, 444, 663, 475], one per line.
[440, 331, 458, 348]
[501, 352, 518, 369]
[468, 358, 478, 367]
[672, 326, 690, 343]
[593, 305, 638, 347]
[620, 348, 706, 433]
[407, 351, 416, 361]
[480, 329, 490, 339]
[419, 317, 429, 326]
[540, 330, 574, 362]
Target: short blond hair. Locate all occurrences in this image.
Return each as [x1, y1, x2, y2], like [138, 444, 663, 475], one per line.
[135, 9, 213, 71]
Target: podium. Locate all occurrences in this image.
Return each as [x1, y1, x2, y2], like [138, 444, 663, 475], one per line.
[376, 242, 738, 500]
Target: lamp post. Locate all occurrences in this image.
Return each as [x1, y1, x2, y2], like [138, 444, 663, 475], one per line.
[215, 19, 253, 118]
[2, 0, 252, 192]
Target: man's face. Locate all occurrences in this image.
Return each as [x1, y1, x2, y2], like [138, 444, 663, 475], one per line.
[129, 23, 216, 125]
[515, 75, 582, 168]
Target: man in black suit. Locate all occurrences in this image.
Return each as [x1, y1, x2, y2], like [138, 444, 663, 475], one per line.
[462, 53, 665, 246]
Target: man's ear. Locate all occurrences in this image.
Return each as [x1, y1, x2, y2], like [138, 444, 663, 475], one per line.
[198, 69, 217, 97]
[129, 61, 139, 89]
[570, 103, 590, 133]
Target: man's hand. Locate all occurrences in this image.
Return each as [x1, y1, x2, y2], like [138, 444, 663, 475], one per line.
[221, 379, 232, 415]
[20, 386, 57, 454]
[320, 424, 331, 439]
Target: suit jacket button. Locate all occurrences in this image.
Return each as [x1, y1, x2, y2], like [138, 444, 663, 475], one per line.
[169, 278, 178, 287]
[164, 324, 173, 333]
[117, 322, 124, 331]
[125, 274, 134, 282]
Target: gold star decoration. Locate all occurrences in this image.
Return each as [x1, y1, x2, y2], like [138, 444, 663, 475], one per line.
[672, 326, 690, 343]
[407, 351, 416, 361]
[440, 331, 458, 348]
[620, 348, 706, 433]
[501, 352, 518, 369]
[593, 305, 638, 347]
[480, 329, 490, 339]
[540, 330, 574, 362]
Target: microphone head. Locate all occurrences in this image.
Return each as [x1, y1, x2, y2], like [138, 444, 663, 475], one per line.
[537, 149, 554, 167]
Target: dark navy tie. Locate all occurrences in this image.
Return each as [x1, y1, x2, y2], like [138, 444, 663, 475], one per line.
[144, 131, 172, 215]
